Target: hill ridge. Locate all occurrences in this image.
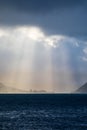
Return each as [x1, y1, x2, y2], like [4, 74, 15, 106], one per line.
[75, 82, 87, 93]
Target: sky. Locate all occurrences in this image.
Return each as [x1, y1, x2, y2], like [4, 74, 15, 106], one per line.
[0, 0, 87, 93]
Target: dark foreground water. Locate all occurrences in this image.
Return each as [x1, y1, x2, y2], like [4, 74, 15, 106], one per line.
[0, 94, 87, 130]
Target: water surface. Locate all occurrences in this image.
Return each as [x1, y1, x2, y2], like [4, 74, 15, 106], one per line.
[0, 94, 87, 130]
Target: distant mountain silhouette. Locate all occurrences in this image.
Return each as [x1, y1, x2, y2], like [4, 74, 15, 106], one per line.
[0, 82, 47, 93]
[0, 82, 27, 93]
[75, 83, 87, 93]
[29, 89, 47, 93]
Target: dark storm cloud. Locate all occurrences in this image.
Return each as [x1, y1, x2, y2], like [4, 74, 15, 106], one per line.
[0, 0, 87, 37]
[0, 0, 86, 13]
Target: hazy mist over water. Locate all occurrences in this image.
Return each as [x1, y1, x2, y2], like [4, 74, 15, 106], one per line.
[0, 0, 87, 93]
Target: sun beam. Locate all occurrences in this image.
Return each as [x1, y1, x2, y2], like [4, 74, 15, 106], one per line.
[0, 26, 79, 93]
